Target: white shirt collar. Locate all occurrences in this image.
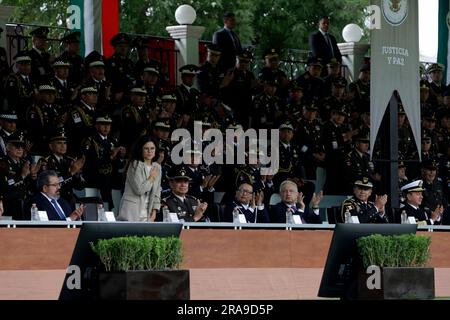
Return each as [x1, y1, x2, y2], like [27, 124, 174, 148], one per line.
[319, 29, 327, 36]
[408, 203, 418, 210]
[175, 194, 186, 203]
[52, 153, 63, 162]
[182, 83, 192, 92]
[81, 100, 94, 111]
[98, 133, 108, 140]
[33, 46, 43, 55]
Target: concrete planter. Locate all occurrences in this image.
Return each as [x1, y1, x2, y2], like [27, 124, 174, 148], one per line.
[358, 267, 435, 300]
[98, 270, 190, 300]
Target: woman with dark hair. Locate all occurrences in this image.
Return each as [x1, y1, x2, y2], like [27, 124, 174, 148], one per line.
[118, 135, 161, 221]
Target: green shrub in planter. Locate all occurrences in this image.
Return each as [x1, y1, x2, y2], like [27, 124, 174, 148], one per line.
[90, 235, 183, 271]
[356, 234, 431, 268]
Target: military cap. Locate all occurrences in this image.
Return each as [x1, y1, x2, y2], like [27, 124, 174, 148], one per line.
[427, 63, 445, 74]
[279, 122, 294, 130]
[261, 74, 278, 86]
[264, 48, 279, 60]
[223, 12, 236, 18]
[161, 94, 177, 102]
[52, 59, 71, 68]
[5, 130, 26, 145]
[61, 31, 80, 44]
[422, 136, 432, 143]
[305, 102, 318, 111]
[289, 80, 303, 91]
[354, 177, 373, 189]
[206, 43, 221, 55]
[354, 133, 370, 143]
[49, 127, 68, 142]
[359, 64, 370, 72]
[398, 161, 406, 169]
[14, 51, 32, 63]
[30, 26, 49, 38]
[398, 104, 406, 115]
[38, 84, 57, 92]
[110, 32, 131, 46]
[154, 119, 171, 130]
[95, 114, 113, 123]
[168, 166, 192, 180]
[80, 86, 98, 94]
[179, 64, 199, 75]
[85, 50, 105, 68]
[421, 159, 437, 170]
[401, 180, 425, 193]
[130, 87, 147, 95]
[423, 112, 436, 121]
[143, 67, 159, 75]
[327, 58, 341, 67]
[228, 121, 243, 130]
[306, 56, 323, 67]
[237, 49, 252, 61]
[132, 36, 149, 49]
[332, 105, 348, 116]
[332, 77, 347, 87]
[420, 81, 430, 91]
[0, 110, 18, 121]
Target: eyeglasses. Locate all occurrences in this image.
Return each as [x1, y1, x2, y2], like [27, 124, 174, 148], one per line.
[47, 183, 61, 188]
[238, 189, 253, 195]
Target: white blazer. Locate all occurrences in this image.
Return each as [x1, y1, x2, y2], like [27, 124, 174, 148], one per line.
[118, 161, 161, 221]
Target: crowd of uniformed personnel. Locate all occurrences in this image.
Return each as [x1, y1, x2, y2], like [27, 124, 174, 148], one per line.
[0, 23, 449, 225]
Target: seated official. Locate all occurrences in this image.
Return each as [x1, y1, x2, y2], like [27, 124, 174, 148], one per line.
[160, 166, 208, 222]
[341, 178, 388, 223]
[401, 180, 443, 225]
[222, 182, 270, 223]
[32, 170, 85, 221]
[270, 180, 323, 224]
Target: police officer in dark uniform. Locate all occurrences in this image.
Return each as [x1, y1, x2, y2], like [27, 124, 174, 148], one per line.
[420, 159, 447, 211]
[26, 84, 60, 153]
[427, 63, 445, 107]
[159, 94, 181, 129]
[68, 86, 98, 155]
[175, 64, 200, 115]
[105, 33, 135, 90]
[197, 43, 223, 98]
[296, 57, 325, 104]
[43, 127, 85, 208]
[406, 136, 438, 180]
[4, 52, 37, 123]
[120, 86, 150, 149]
[258, 48, 289, 101]
[251, 74, 281, 129]
[27, 26, 53, 81]
[0, 130, 39, 219]
[81, 114, 125, 209]
[348, 64, 370, 114]
[84, 51, 111, 109]
[340, 178, 389, 223]
[319, 76, 347, 122]
[297, 103, 325, 179]
[160, 166, 208, 222]
[58, 31, 85, 85]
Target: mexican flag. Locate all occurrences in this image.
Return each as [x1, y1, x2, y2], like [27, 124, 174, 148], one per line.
[68, 0, 119, 57]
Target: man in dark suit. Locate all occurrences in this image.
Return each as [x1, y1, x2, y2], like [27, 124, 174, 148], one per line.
[32, 170, 85, 221]
[309, 16, 342, 69]
[270, 180, 323, 224]
[212, 12, 242, 73]
[401, 180, 443, 225]
[222, 182, 270, 223]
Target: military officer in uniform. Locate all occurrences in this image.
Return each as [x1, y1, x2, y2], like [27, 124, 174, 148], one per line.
[197, 43, 223, 98]
[50, 59, 77, 107]
[175, 64, 200, 115]
[43, 127, 85, 208]
[251, 74, 281, 129]
[319, 76, 347, 122]
[58, 31, 85, 85]
[81, 114, 126, 209]
[427, 63, 446, 107]
[348, 64, 370, 114]
[398, 104, 412, 158]
[0, 110, 18, 157]
[4, 52, 37, 123]
[105, 33, 135, 90]
[27, 26, 53, 81]
[401, 180, 443, 225]
[323, 58, 346, 96]
[296, 56, 325, 104]
[68, 86, 98, 155]
[142, 67, 163, 109]
[0, 131, 40, 219]
[340, 178, 388, 223]
[258, 48, 289, 101]
[133, 36, 161, 82]
[84, 51, 111, 109]
[279, 81, 304, 127]
[160, 166, 208, 222]
[420, 159, 447, 211]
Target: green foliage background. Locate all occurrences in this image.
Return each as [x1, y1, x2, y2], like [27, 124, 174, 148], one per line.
[0, 0, 369, 54]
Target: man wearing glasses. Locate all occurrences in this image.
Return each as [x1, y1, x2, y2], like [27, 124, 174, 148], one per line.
[32, 170, 85, 221]
[222, 182, 270, 223]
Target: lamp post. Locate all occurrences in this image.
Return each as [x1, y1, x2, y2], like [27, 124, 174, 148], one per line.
[166, 5, 205, 85]
[338, 23, 369, 82]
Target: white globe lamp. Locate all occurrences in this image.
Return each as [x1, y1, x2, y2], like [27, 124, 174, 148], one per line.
[175, 5, 197, 25]
[342, 23, 363, 43]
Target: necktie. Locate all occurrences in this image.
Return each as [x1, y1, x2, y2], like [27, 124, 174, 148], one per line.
[230, 30, 239, 50]
[325, 33, 335, 57]
[63, 81, 67, 89]
[361, 203, 368, 210]
[51, 199, 66, 220]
